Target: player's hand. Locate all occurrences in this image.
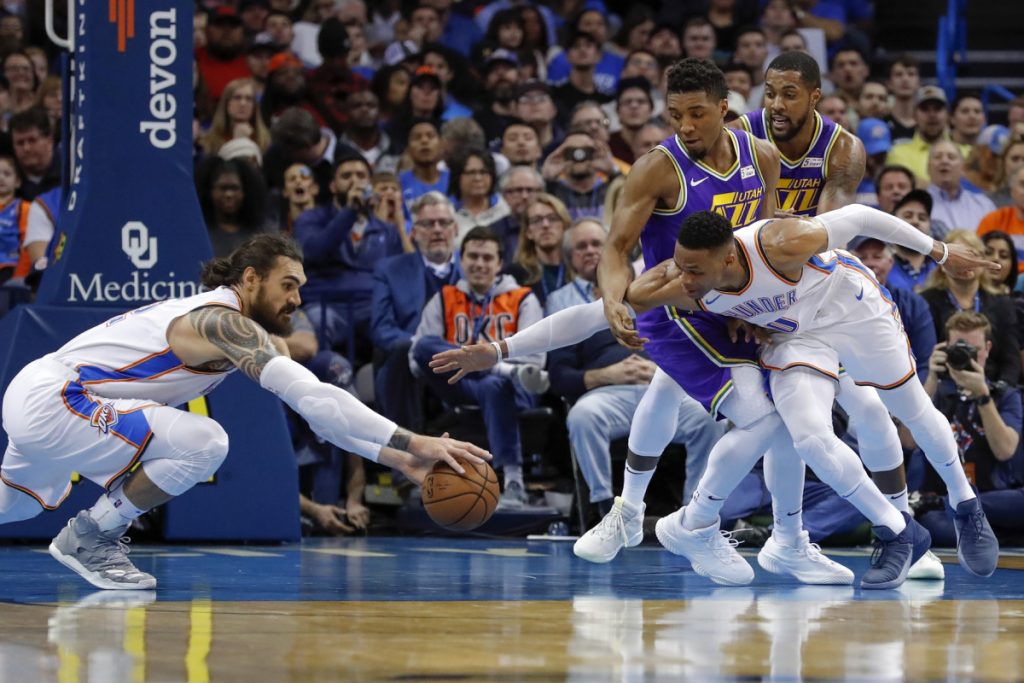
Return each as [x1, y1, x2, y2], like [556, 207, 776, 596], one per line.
[310, 502, 355, 535]
[940, 242, 1001, 279]
[604, 299, 647, 349]
[429, 343, 499, 383]
[408, 432, 492, 474]
[928, 341, 948, 376]
[345, 499, 371, 530]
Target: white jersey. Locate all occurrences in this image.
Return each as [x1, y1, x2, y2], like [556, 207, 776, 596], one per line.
[48, 287, 241, 406]
[696, 219, 851, 335]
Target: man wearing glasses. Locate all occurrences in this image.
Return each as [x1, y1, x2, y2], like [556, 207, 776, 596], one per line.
[488, 165, 545, 263]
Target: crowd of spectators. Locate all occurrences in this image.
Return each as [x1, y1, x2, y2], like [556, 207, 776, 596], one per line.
[1, 0, 1023, 542]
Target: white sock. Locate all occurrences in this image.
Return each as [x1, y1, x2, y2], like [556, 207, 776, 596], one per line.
[844, 477, 906, 535]
[504, 465, 523, 488]
[764, 442, 805, 546]
[682, 487, 726, 530]
[621, 465, 654, 507]
[886, 487, 911, 515]
[88, 487, 145, 532]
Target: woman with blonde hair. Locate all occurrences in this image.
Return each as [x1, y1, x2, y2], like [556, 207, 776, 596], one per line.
[507, 192, 574, 306]
[201, 78, 271, 156]
[920, 229, 1021, 384]
[36, 75, 61, 139]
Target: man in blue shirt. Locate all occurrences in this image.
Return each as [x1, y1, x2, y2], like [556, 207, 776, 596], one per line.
[400, 120, 449, 222]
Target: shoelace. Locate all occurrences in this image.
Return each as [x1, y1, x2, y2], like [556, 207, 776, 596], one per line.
[97, 536, 136, 571]
[869, 539, 887, 568]
[591, 508, 626, 542]
[709, 530, 743, 562]
[803, 542, 831, 564]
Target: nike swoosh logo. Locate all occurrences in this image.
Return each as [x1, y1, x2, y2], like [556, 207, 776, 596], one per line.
[707, 494, 725, 501]
[689, 176, 709, 187]
[703, 294, 721, 305]
[786, 509, 803, 516]
[855, 285, 864, 301]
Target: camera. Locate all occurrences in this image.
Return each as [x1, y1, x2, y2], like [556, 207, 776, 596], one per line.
[564, 147, 593, 162]
[945, 339, 978, 371]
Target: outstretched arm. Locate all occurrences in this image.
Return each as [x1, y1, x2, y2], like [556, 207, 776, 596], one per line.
[188, 306, 490, 472]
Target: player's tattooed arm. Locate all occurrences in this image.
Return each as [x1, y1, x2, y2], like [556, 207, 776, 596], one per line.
[818, 131, 866, 213]
[387, 427, 412, 451]
[188, 306, 281, 382]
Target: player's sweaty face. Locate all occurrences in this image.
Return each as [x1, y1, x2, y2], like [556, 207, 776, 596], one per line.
[666, 91, 725, 160]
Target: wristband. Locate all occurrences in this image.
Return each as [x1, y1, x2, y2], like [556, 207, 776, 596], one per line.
[491, 341, 503, 362]
[936, 242, 949, 265]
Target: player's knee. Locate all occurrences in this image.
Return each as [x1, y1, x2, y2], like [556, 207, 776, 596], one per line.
[793, 433, 846, 485]
[0, 486, 43, 524]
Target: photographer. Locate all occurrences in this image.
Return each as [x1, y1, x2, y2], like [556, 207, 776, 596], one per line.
[295, 153, 410, 366]
[917, 311, 1023, 546]
[541, 128, 616, 223]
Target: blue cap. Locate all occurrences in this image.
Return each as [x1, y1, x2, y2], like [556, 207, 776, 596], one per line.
[857, 117, 892, 156]
[977, 124, 1010, 155]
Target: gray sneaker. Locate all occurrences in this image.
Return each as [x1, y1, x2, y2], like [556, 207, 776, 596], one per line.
[48, 511, 157, 590]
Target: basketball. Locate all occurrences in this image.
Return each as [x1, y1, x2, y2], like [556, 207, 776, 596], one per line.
[421, 458, 500, 531]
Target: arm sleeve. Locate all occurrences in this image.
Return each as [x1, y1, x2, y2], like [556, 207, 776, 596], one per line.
[505, 300, 610, 358]
[816, 204, 935, 254]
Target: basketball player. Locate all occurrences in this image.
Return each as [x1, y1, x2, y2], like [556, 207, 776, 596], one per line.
[633, 206, 1000, 582]
[735, 51, 946, 579]
[0, 234, 489, 590]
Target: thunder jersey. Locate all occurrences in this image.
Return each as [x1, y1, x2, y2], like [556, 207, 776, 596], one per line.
[696, 219, 873, 333]
[737, 109, 842, 216]
[641, 128, 766, 269]
[49, 287, 242, 406]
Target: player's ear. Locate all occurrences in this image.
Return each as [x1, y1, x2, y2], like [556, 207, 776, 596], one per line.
[241, 265, 261, 288]
[809, 87, 822, 109]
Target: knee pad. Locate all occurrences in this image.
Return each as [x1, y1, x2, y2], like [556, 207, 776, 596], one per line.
[792, 433, 843, 483]
[719, 366, 775, 429]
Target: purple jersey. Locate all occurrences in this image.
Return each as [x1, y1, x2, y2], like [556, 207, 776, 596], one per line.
[738, 108, 842, 216]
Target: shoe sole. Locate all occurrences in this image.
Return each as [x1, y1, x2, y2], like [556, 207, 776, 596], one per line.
[48, 543, 157, 591]
[757, 549, 854, 585]
[655, 518, 753, 586]
[859, 545, 912, 590]
[572, 528, 642, 564]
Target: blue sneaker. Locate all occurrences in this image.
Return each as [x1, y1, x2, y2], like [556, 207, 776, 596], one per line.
[909, 515, 932, 566]
[861, 512, 921, 590]
[952, 497, 999, 577]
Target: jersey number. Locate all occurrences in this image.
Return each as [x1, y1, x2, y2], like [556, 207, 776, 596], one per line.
[765, 317, 799, 333]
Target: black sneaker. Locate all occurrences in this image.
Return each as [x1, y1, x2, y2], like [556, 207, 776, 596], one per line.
[860, 512, 922, 590]
[952, 497, 999, 577]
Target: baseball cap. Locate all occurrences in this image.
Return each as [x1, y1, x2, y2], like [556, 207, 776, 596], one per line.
[484, 48, 519, 71]
[856, 117, 892, 156]
[411, 65, 442, 88]
[893, 188, 934, 215]
[977, 124, 1010, 155]
[209, 6, 243, 25]
[516, 79, 550, 100]
[914, 85, 948, 108]
[267, 52, 304, 75]
[248, 32, 277, 55]
[384, 40, 419, 67]
[565, 27, 600, 50]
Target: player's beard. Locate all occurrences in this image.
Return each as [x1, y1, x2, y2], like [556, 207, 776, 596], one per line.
[251, 288, 296, 337]
[771, 112, 808, 142]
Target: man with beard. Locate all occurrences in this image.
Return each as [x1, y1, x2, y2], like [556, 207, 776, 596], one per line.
[261, 52, 318, 125]
[499, 122, 542, 170]
[195, 7, 252, 106]
[475, 50, 522, 147]
[2, 234, 490, 589]
[541, 130, 612, 222]
[338, 90, 390, 168]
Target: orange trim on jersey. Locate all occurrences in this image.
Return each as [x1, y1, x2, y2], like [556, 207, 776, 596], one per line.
[0, 471, 67, 510]
[853, 365, 916, 390]
[760, 360, 840, 381]
[60, 380, 93, 420]
[754, 224, 801, 286]
[104, 432, 153, 489]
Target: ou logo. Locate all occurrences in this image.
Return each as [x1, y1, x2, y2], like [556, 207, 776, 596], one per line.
[121, 221, 158, 269]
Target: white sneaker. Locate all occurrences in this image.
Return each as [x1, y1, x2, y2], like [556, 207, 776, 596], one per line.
[907, 550, 945, 580]
[757, 531, 854, 585]
[655, 507, 754, 586]
[573, 497, 645, 563]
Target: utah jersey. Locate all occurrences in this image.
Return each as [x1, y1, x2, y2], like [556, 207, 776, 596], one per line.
[737, 109, 842, 216]
[50, 287, 241, 407]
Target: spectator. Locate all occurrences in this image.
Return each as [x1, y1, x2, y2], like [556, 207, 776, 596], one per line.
[611, 6, 656, 59]
[344, 20, 374, 81]
[619, 49, 665, 117]
[920, 229, 1020, 386]
[499, 121, 543, 169]
[734, 26, 769, 103]
[849, 236, 936, 380]
[548, 9, 624, 96]
[218, 137, 263, 167]
[291, 0, 346, 67]
[264, 11, 294, 51]
[372, 191, 460, 428]
[35, 75, 60, 143]
[449, 150, 510, 241]
[3, 51, 36, 115]
[238, 0, 270, 37]
[608, 77, 654, 165]
[1010, 96, 1024, 129]
[818, 94, 850, 130]
[981, 230, 1021, 292]
[201, 78, 271, 156]
[295, 152, 407, 365]
[707, 0, 758, 61]
[420, 43, 476, 121]
[854, 117, 890, 206]
[551, 29, 614, 128]
[440, 117, 487, 169]
[337, 90, 390, 168]
[989, 138, 1024, 209]
[569, 102, 629, 175]
[950, 94, 986, 147]
[411, 226, 546, 509]
[856, 80, 889, 121]
[886, 85, 955, 186]
[508, 192, 574, 307]
[978, 166, 1024, 268]
[723, 62, 754, 112]
[790, 0, 848, 48]
[196, 157, 270, 257]
[542, 130, 615, 223]
[475, 49, 522, 147]
[514, 79, 560, 151]
[10, 106, 58, 201]
[516, 5, 552, 81]
[0, 12, 23, 53]
[829, 47, 868, 110]
[682, 18, 716, 61]
[195, 7, 251, 106]
[0, 155, 30, 282]
[632, 119, 672, 159]
[760, 0, 798, 58]
[779, 28, 810, 55]
[306, 18, 371, 133]
[927, 140, 996, 234]
[475, 2, 558, 61]
[547, 218, 723, 513]
[887, 188, 937, 291]
[278, 163, 319, 233]
[916, 312, 1022, 548]
[386, 68, 446, 152]
[399, 119, 449, 219]
[885, 54, 920, 143]
[261, 52, 318, 125]
[965, 125, 1010, 194]
[646, 23, 682, 64]
[876, 164, 916, 214]
[422, 0, 481, 59]
[263, 107, 348, 204]
[245, 33, 276, 98]
[490, 165, 544, 264]
[370, 65, 410, 124]
[474, 8, 525, 65]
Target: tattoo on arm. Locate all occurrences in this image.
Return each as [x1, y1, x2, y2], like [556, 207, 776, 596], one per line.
[820, 134, 866, 212]
[387, 427, 412, 451]
[189, 306, 280, 382]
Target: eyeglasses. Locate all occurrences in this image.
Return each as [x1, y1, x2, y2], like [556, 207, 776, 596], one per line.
[414, 218, 455, 229]
[576, 117, 609, 129]
[527, 213, 561, 227]
[504, 186, 539, 195]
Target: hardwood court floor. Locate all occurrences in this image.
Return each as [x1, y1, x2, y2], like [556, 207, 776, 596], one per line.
[0, 537, 1022, 682]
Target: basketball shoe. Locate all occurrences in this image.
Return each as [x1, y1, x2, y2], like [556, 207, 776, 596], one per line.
[49, 510, 157, 590]
[860, 512, 929, 590]
[952, 497, 999, 577]
[907, 550, 945, 580]
[655, 507, 754, 586]
[573, 497, 645, 563]
[757, 530, 854, 584]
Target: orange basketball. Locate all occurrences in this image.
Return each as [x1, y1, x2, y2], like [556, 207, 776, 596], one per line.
[421, 457, 500, 531]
